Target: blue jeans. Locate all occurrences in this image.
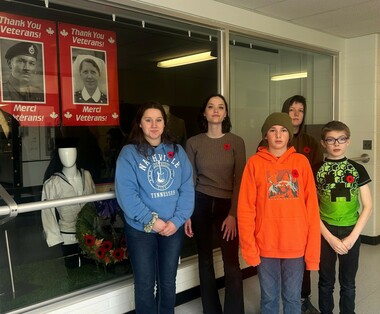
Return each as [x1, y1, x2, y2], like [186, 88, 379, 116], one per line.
[318, 222, 360, 314]
[258, 256, 304, 314]
[191, 191, 244, 314]
[124, 222, 184, 314]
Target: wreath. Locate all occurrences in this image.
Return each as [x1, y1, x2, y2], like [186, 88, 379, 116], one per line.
[76, 199, 128, 265]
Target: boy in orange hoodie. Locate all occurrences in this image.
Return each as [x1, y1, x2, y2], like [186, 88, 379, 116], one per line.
[238, 112, 320, 313]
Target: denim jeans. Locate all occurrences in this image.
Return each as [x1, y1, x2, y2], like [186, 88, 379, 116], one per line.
[191, 191, 244, 314]
[257, 256, 304, 314]
[124, 222, 184, 314]
[318, 222, 360, 314]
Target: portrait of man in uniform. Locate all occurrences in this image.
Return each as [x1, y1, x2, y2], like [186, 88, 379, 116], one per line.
[1, 40, 45, 102]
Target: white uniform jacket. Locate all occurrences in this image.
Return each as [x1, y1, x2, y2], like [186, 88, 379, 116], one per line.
[41, 169, 96, 247]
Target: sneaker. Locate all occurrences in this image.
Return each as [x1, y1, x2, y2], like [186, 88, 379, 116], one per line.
[301, 297, 319, 313]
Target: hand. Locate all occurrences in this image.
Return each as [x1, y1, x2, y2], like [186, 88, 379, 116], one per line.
[152, 218, 166, 233]
[159, 221, 178, 237]
[184, 219, 193, 237]
[221, 215, 237, 242]
[341, 234, 358, 251]
[328, 235, 349, 255]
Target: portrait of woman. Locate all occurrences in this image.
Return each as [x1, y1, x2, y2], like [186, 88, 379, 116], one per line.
[72, 53, 108, 104]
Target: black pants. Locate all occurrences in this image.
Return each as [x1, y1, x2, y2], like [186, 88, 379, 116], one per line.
[301, 268, 311, 298]
[61, 243, 79, 268]
[191, 191, 244, 314]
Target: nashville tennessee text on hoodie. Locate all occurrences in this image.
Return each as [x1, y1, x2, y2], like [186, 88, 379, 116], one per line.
[115, 143, 194, 232]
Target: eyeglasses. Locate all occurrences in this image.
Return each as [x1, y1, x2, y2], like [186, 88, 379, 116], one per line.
[324, 137, 349, 145]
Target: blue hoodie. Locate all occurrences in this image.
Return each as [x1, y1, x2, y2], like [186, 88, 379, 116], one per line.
[115, 143, 194, 232]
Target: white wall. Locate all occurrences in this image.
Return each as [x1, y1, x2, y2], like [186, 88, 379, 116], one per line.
[341, 34, 379, 236]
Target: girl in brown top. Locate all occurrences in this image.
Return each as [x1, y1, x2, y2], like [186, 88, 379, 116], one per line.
[185, 94, 246, 314]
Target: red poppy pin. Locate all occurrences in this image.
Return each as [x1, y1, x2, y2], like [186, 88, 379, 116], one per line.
[303, 146, 311, 154]
[224, 144, 231, 150]
[292, 169, 299, 178]
[346, 175, 355, 183]
[167, 151, 174, 158]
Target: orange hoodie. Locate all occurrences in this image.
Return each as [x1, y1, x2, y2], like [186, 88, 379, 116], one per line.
[238, 146, 320, 270]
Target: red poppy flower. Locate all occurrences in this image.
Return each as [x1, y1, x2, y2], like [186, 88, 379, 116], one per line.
[101, 240, 113, 252]
[96, 247, 106, 259]
[303, 146, 311, 154]
[84, 234, 96, 246]
[112, 248, 125, 261]
[346, 175, 355, 183]
[292, 169, 299, 178]
[167, 151, 174, 158]
[224, 144, 231, 150]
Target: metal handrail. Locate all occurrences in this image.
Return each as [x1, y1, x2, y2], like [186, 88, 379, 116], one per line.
[0, 185, 18, 225]
[0, 188, 116, 223]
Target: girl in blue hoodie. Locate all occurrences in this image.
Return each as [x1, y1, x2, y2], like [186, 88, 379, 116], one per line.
[115, 101, 194, 314]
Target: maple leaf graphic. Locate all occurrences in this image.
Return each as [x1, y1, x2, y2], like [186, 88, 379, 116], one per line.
[50, 112, 58, 119]
[46, 27, 55, 35]
[64, 112, 72, 119]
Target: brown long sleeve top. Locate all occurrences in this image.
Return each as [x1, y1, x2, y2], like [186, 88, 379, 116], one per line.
[186, 132, 246, 216]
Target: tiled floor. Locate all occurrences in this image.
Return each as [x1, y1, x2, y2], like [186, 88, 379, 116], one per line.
[175, 243, 380, 313]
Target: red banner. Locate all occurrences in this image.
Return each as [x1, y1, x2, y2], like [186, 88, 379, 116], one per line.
[0, 13, 59, 126]
[58, 23, 119, 126]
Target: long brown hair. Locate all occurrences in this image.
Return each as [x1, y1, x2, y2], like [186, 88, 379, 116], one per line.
[128, 101, 178, 156]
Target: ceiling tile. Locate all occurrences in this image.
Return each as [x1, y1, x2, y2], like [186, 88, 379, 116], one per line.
[212, 0, 380, 38]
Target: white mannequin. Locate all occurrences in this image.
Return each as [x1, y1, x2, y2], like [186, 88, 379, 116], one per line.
[58, 147, 83, 196]
[42, 142, 96, 253]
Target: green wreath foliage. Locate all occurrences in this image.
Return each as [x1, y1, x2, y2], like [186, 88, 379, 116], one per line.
[76, 202, 127, 265]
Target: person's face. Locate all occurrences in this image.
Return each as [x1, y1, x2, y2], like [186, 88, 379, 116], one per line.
[321, 130, 349, 160]
[265, 125, 290, 152]
[8, 55, 37, 85]
[203, 96, 227, 125]
[140, 108, 165, 146]
[80, 61, 100, 91]
[288, 102, 304, 129]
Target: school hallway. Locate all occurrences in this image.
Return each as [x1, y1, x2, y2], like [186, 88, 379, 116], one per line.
[175, 243, 380, 314]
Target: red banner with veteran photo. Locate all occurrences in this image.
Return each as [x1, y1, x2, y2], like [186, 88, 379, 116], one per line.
[58, 23, 119, 126]
[0, 13, 59, 126]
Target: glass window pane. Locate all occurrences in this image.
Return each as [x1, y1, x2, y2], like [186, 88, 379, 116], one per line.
[229, 33, 334, 157]
[0, 1, 218, 311]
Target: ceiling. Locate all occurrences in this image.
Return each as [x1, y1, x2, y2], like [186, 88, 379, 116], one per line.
[214, 0, 380, 39]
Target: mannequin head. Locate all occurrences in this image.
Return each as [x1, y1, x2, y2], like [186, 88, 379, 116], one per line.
[58, 147, 77, 168]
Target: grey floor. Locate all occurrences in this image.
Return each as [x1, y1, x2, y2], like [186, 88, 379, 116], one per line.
[175, 243, 380, 314]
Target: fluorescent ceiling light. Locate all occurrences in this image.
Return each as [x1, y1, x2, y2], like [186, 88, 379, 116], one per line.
[157, 51, 216, 68]
[271, 72, 308, 81]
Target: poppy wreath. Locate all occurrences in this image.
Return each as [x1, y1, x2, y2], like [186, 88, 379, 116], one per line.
[76, 200, 128, 265]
